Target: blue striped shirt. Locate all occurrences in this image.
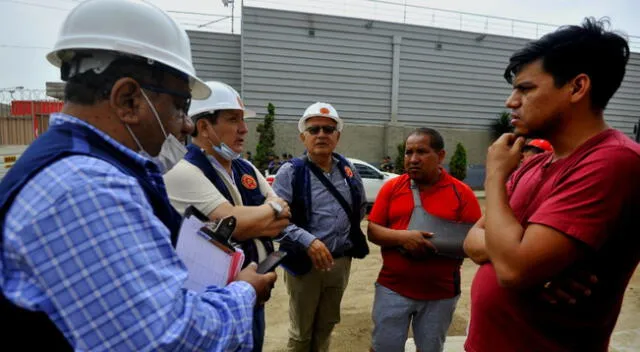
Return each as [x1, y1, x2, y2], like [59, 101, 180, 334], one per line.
[1, 113, 256, 351]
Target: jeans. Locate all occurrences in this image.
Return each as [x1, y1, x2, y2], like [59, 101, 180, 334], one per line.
[371, 283, 459, 352]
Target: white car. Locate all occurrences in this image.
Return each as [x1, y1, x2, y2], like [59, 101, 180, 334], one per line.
[265, 158, 399, 206]
[348, 158, 399, 204]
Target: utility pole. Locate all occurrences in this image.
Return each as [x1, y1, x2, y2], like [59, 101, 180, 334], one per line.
[222, 0, 235, 33]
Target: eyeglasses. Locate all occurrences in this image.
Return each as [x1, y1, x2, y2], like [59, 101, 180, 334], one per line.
[305, 125, 337, 135]
[141, 84, 191, 115]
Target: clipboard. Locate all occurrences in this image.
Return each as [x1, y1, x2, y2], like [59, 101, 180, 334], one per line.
[184, 205, 209, 222]
[176, 206, 245, 292]
[407, 211, 474, 258]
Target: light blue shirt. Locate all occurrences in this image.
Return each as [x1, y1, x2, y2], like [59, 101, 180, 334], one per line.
[272, 157, 366, 254]
[1, 113, 256, 351]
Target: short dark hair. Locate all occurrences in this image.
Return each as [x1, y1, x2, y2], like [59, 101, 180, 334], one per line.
[504, 17, 629, 110]
[62, 54, 176, 105]
[408, 128, 445, 151]
[191, 110, 220, 137]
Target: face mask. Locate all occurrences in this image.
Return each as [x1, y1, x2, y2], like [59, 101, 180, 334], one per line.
[205, 124, 241, 161]
[125, 90, 187, 173]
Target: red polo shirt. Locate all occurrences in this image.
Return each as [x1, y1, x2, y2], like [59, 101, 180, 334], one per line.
[368, 170, 481, 300]
[466, 129, 640, 352]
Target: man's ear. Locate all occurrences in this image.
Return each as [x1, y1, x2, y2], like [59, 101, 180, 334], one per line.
[569, 73, 591, 104]
[110, 77, 143, 125]
[335, 131, 341, 142]
[299, 132, 305, 143]
[438, 149, 446, 163]
[196, 118, 209, 138]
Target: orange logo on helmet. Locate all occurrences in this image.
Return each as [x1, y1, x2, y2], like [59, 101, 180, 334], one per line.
[344, 166, 353, 178]
[236, 96, 245, 109]
[241, 174, 258, 190]
[319, 107, 330, 115]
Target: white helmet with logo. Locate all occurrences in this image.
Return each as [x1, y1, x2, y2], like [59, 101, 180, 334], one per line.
[46, 0, 210, 99]
[298, 102, 343, 132]
[188, 81, 255, 118]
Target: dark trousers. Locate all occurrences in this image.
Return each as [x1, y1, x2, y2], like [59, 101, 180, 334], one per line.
[252, 305, 265, 352]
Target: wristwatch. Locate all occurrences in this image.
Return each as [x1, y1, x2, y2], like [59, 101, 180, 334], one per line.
[268, 201, 284, 218]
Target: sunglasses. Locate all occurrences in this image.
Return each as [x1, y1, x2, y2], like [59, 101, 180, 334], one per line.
[141, 84, 192, 116]
[305, 125, 337, 135]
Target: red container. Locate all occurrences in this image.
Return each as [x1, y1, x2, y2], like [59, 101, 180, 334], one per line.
[11, 100, 64, 115]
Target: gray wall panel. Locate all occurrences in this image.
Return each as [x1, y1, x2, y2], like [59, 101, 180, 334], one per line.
[242, 7, 393, 123]
[187, 31, 241, 91]
[195, 7, 639, 166]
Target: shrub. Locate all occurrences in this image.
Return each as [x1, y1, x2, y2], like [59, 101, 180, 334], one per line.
[394, 142, 405, 173]
[255, 102, 276, 173]
[490, 111, 514, 140]
[449, 142, 467, 181]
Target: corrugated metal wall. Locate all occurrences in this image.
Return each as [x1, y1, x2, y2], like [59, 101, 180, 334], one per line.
[187, 30, 241, 92]
[609, 54, 640, 134]
[397, 31, 521, 128]
[0, 116, 50, 145]
[238, 6, 640, 135]
[241, 7, 393, 123]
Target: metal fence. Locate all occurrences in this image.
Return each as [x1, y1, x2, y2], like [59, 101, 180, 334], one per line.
[0, 89, 59, 145]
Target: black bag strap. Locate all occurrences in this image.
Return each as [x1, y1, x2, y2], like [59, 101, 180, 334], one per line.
[305, 159, 355, 219]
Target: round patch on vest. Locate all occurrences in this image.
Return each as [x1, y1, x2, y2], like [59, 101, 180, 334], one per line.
[344, 166, 353, 178]
[241, 174, 258, 190]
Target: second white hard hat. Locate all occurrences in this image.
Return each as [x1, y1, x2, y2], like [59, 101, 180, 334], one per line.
[46, 0, 210, 99]
[298, 102, 343, 132]
[189, 81, 256, 118]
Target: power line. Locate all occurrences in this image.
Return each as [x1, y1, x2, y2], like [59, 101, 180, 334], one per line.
[167, 10, 230, 17]
[198, 16, 231, 28]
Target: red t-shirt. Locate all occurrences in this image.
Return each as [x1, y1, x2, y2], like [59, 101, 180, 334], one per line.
[368, 170, 481, 300]
[466, 129, 640, 352]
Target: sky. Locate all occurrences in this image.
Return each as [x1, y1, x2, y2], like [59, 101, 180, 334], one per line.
[0, 0, 638, 96]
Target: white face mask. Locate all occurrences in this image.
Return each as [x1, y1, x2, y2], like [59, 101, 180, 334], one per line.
[125, 90, 188, 174]
[205, 123, 241, 161]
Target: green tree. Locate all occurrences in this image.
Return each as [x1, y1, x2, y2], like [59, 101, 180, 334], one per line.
[254, 102, 276, 173]
[394, 142, 406, 174]
[490, 111, 514, 140]
[449, 142, 467, 181]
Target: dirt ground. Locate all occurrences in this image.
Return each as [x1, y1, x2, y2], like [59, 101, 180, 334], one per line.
[263, 206, 640, 351]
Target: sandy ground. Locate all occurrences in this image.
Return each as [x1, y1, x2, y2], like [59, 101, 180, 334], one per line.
[263, 213, 640, 351]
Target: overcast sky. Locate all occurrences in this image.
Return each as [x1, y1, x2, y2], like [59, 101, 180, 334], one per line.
[0, 0, 637, 93]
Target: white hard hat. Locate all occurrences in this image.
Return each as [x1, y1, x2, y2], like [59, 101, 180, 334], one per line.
[188, 81, 256, 118]
[298, 102, 343, 132]
[46, 0, 210, 100]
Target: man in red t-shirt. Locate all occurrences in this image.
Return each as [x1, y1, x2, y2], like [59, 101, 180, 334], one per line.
[463, 18, 640, 352]
[368, 128, 481, 352]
